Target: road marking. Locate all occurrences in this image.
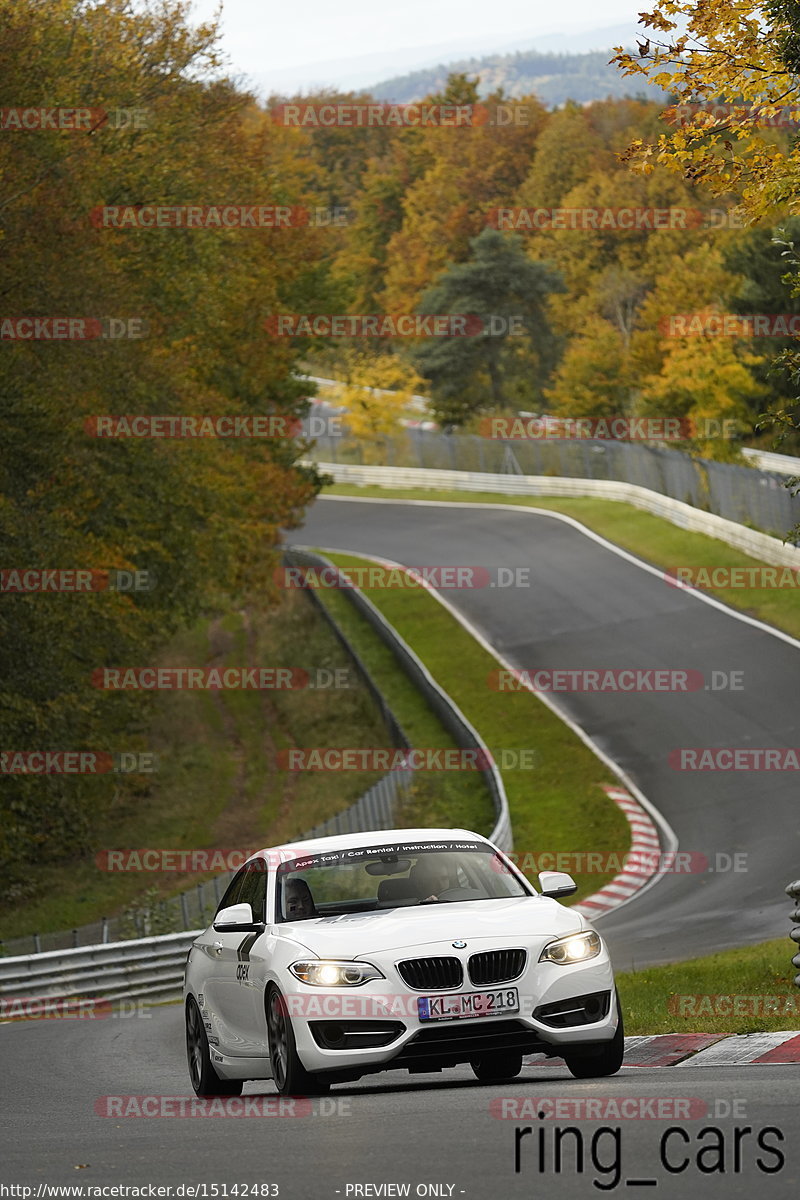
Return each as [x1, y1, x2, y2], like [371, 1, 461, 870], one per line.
[318, 494, 800, 652]
[571, 784, 662, 917]
[752, 1032, 800, 1063]
[523, 1031, 800, 1067]
[299, 527, 678, 918]
[688, 1030, 800, 1065]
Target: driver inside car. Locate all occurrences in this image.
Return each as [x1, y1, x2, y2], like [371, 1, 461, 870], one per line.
[282, 877, 317, 920]
[410, 856, 452, 902]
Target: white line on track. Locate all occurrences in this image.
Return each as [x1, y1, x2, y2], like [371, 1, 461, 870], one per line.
[304, 492, 707, 916]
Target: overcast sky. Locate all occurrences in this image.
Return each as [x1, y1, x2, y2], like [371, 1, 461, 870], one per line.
[187, 0, 646, 95]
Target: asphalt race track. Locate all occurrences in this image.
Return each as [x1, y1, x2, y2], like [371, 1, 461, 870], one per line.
[295, 496, 800, 970]
[1, 1005, 798, 1197]
[3, 494, 798, 1197]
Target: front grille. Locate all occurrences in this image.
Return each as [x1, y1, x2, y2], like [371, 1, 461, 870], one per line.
[394, 1019, 547, 1068]
[534, 990, 611, 1028]
[468, 948, 526, 986]
[396, 956, 463, 991]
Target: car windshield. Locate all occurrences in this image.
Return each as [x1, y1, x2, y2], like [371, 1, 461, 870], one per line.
[275, 838, 528, 920]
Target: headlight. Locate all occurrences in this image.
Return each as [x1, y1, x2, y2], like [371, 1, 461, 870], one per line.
[539, 931, 601, 965]
[289, 960, 385, 987]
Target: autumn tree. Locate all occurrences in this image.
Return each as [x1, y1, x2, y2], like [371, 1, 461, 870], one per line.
[409, 228, 564, 424]
[613, 1, 800, 465]
[323, 350, 425, 456]
[0, 0, 331, 896]
[546, 315, 634, 418]
[380, 75, 546, 313]
[640, 339, 766, 458]
[514, 102, 611, 210]
[613, 3, 800, 219]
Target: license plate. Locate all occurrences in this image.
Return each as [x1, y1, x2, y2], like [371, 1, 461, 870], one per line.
[417, 987, 519, 1021]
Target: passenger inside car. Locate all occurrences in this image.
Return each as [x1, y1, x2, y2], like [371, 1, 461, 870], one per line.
[282, 878, 317, 920]
[409, 857, 452, 901]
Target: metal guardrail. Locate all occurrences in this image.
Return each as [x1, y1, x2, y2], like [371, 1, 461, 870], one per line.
[313, 462, 800, 571]
[285, 548, 411, 754]
[0, 565, 415, 961]
[286, 547, 511, 854]
[309, 429, 800, 544]
[743, 447, 800, 477]
[0, 553, 511, 1006]
[787, 880, 800, 988]
[0, 931, 200, 1009]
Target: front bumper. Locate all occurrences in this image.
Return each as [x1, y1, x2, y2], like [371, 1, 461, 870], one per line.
[288, 955, 619, 1076]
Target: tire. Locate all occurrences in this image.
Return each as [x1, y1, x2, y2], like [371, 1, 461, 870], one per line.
[185, 997, 243, 1097]
[471, 1051, 523, 1082]
[266, 985, 331, 1096]
[563, 996, 625, 1079]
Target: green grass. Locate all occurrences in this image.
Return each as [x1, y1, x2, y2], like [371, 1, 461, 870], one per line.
[322, 485, 800, 1033]
[3, 591, 392, 940]
[319, 550, 631, 903]
[325, 485, 800, 641]
[618, 938, 800, 1035]
[309, 571, 495, 838]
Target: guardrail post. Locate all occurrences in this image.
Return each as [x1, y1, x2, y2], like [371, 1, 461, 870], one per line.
[72, 929, 78, 949]
[196, 883, 205, 926]
[34, 933, 41, 954]
[180, 892, 190, 929]
[786, 879, 800, 987]
[101, 917, 109, 944]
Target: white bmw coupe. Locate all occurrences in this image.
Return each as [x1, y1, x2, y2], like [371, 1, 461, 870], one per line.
[184, 828, 623, 1096]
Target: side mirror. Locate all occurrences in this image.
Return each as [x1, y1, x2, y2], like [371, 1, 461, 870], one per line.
[213, 902, 264, 932]
[538, 870, 578, 899]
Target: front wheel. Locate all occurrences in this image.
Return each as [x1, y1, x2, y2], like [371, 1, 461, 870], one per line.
[471, 1051, 523, 1082]
[185, 997, 243, 1096]
[266, 985, 331, 1096]
[563, 998, 625, 1079]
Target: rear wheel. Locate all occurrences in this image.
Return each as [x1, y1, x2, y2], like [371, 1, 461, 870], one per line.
[266, 985, 331, 1096]
[471, 1051, 523, 1082]
[185, 997, 243, 1097]
[563, 998, 625, 1079]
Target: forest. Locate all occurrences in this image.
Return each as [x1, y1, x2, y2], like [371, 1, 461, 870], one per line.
[2, 0, 799, 893]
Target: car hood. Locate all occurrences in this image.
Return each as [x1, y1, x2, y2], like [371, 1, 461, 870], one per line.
[278, 896, 586, 957]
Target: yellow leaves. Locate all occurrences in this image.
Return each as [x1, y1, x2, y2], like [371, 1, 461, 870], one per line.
[637, 9, 680, 34]
[639, 335, 766, 459]
[612, 2, 800, 218]
[545, 318, 632, 417]
[325, 351, 425, 446]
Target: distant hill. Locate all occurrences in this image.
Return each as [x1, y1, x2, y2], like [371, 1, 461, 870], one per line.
[372, 47, 667, 108]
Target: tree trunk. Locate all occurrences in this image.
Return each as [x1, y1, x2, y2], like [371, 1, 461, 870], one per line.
[486, 345, 505, 408]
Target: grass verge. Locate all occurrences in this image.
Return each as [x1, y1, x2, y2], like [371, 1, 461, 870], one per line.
[323, 485, 799, 1034]
[307, 574, 494, 839]
[324, 485, 800, 641]
[318, 550, 631, 903]
[4, 590, 391, 941]
[618, 938, 799, 1035]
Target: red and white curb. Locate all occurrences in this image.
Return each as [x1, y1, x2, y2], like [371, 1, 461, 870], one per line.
[524, 1031, 800, 1068]
[571, 784, 662, 918]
